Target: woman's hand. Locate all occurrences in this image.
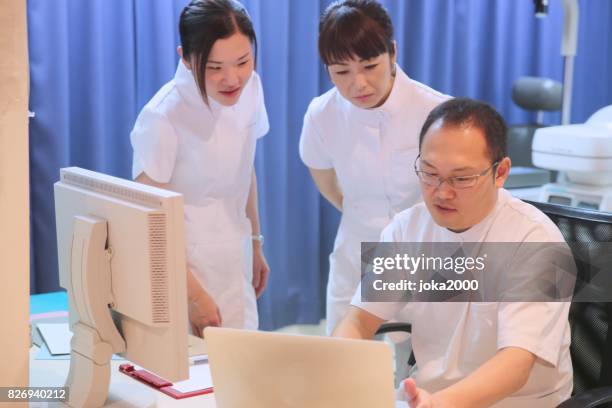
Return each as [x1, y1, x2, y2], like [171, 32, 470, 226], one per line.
[252, 243, 270, 298]
[188, 288, 222, 337]
[187, 268, 222, 337]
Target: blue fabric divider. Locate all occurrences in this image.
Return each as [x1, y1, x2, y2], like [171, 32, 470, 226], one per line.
[28, 0, 612, 329]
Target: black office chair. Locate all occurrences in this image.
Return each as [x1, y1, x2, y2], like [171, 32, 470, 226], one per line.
[525, 200, 612, 408]
[376, 200, 612, 407]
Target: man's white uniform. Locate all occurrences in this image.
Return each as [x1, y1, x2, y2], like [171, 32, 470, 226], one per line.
[300, 65, 448, 334]
[131, 62, 269, 329]
[352, 189, 573, 407]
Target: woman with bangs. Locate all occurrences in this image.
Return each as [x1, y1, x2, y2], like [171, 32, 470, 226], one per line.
[299, 0, 449, 334]
[131, 0, 269, 335]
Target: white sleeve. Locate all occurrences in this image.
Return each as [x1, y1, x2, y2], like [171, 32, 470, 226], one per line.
[350, 218, 408, 321]
[380, 219, 404, 242]
[130, 108, 178, 183]
[299, 108, 333, 169]
[497, 301, 570, 367]
[495, 216, 571, 367]
[350, 285, 408, 321]
[252, 72, 269, 139]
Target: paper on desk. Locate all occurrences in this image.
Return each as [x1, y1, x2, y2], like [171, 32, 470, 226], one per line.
[37, 323, 72, 355]
[31, 316, 69, 348]
[35, 342, 124, 360]
[171, 358, 214, 393]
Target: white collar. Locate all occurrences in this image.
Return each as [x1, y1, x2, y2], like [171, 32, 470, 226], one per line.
[345, 63, 408, 126]
[439, 189, 509, 242]
[174, 61, 225, 114]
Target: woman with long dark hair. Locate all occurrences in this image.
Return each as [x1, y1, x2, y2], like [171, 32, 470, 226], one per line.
[131, 0, 269, 335]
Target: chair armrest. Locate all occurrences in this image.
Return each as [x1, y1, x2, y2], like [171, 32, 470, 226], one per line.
[557, 387, 612, 408]
[375, 322, 412, 335]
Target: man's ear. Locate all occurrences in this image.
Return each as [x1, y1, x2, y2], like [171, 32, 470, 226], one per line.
[495, 157, 511, 188]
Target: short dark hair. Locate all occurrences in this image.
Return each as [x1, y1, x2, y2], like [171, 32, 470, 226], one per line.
[318, 0, 394, 66]
[419, 98, 508, 163]
[179, 0, 257, 103]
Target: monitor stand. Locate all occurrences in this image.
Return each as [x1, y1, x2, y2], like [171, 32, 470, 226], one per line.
[64, 215, 126, 407]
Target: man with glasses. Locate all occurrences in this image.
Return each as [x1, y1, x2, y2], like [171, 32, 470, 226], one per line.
[334, 98, 572, 407]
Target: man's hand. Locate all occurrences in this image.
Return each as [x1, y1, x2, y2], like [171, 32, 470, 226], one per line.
[188, 283, 222, 337]
[252, 244, 270, 298]
[403, 378, 442, 408]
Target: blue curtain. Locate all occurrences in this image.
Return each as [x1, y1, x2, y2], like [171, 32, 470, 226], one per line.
[28, 0, 612, 330]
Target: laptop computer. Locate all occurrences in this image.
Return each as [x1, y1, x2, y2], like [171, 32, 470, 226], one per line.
[204, 327, 396, 408]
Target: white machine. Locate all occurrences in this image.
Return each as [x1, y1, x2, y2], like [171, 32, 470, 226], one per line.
[54, 167, 189, 407]
[532, 105, 612, 211]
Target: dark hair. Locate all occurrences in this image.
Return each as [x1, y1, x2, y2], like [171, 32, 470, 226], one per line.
[179, 0, 257, 102]
[318, 0, 394, 65]
[419, 98, 508, 163]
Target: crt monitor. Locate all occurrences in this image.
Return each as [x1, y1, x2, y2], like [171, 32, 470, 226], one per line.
[54, 167, 188, 407]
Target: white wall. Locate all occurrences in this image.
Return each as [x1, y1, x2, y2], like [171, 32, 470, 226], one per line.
[0, 0, 30, 394]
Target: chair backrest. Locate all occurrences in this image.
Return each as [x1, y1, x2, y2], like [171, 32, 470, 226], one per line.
[525, 200, 612, 394]
[507, 125, 544, 167]
[508, 77, 562, 167]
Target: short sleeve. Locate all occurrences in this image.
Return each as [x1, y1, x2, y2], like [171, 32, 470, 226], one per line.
[130, 108, 178, 183]
[380, 218, 404, 242]
[299, 108, 333, 169]
[497, 301, 570, 367]
[349, 217, 409, 321]
[251, 72, 269, 139]
[350, 284, 407, 321]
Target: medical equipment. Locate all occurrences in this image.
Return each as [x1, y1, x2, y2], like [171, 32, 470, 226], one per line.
[534, 0, 579, 125]
[506, 77, 561, 188]
[533, 0, 549, 17]
[533, 105, 612, 211]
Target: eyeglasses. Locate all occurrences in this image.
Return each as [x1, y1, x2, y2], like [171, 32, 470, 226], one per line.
[413, 155, 499, 190]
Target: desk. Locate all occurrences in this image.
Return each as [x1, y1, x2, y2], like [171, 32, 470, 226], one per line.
[30, 292, 216, 407]
[29, 346, 216, 407]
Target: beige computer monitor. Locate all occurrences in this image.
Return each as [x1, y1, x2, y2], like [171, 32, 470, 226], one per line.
[55, 167, 189, 406]
[205, 327, 396, 408]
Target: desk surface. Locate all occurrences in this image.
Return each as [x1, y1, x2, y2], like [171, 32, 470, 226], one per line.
[29, 346, 216, 407]
[30, 291, 68, 315]
[30, 291, 216, 406]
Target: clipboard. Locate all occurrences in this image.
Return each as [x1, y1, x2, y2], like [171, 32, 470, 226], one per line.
[119, 363, 214, 399]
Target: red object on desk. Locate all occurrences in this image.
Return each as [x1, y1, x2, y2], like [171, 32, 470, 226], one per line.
[119, 363, 214, 399]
